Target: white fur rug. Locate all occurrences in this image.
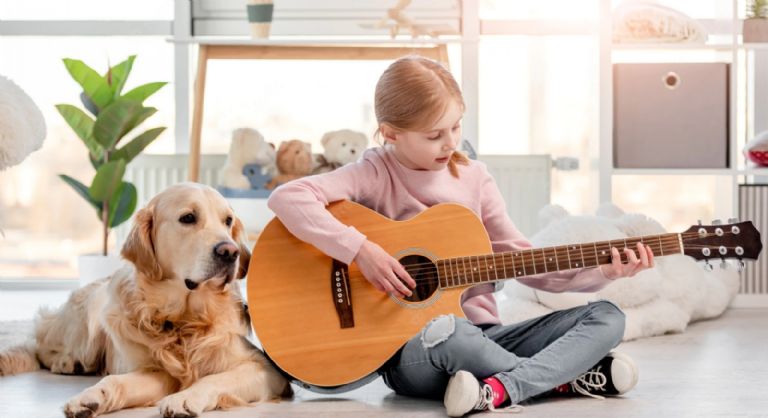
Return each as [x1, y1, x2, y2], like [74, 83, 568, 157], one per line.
[0, 320, 33, 350]
[497, 204, 740, 341]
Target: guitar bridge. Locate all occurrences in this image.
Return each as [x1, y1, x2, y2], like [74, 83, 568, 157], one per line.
[332, 260, 354, 328]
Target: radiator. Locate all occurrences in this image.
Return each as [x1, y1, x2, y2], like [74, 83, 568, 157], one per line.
[115, 153, 552, 246]
[739, 184, 768, 296]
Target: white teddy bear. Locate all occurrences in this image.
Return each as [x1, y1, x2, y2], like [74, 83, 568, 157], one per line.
[0, 75, 46, 171]
[311, 129, 368, 175]
[498, 203, 740, 341]
[219, 128, 277, 190]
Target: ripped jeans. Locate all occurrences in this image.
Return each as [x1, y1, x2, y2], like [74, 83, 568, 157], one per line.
[379, 300, 626, 405]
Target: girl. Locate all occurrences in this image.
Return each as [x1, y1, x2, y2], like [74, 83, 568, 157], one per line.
[267, 56, 654, 416]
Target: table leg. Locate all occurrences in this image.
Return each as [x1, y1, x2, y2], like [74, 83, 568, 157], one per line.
[189, 44, 209, 182]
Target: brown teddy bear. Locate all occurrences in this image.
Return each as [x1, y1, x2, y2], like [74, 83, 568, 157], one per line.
[265, 139, 313, 190]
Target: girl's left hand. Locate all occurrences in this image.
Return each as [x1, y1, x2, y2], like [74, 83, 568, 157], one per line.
[600, 242, 655, 280]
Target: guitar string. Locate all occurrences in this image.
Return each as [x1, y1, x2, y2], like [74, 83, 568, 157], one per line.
[380, 233, 744, 276]
[355, 239, 750, 286]
[388, 242, 748, 280]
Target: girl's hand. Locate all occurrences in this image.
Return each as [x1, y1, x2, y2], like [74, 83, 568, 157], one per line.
[353, 240, 416, 298]
[600, 242, 655, 280]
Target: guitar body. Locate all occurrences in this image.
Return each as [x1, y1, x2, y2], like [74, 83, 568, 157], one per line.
[247, 200, 492, 388]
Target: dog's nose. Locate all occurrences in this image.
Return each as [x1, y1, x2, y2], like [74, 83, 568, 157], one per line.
[213, 241, 239, 263]
[350, 149, 356, 154]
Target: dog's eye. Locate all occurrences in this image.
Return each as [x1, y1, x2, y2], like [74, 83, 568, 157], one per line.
[225, 216, 233, 227]
[179, 213, 196, 224]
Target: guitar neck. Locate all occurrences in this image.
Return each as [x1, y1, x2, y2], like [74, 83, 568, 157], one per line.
[435, 233, 682, 289]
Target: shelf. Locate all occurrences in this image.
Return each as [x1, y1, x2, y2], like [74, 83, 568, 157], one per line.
[738, 168, 768, 176]
[171, 36, 462, 46]
[611, 43, 734, 51]
[612, 168, 733, 176]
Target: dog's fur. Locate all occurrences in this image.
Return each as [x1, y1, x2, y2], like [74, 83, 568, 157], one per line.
[0, 183, 291, 417]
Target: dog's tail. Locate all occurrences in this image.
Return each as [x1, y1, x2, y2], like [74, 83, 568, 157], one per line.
[0, 341, 40, 376]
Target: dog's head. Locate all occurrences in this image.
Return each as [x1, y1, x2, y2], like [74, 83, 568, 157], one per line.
[121, 183, 251, 290]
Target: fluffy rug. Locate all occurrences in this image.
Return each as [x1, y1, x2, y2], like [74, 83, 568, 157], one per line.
[0, 320, 33, 351]
[498, 203, 740, 341]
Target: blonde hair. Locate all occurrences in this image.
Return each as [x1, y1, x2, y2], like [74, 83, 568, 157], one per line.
[374, 55, 470, 177]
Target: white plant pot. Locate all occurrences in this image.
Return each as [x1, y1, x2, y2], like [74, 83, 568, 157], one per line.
[78, 254, 123, 287]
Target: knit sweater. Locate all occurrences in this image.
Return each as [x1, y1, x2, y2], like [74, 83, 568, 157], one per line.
[267, 147, 614, 325]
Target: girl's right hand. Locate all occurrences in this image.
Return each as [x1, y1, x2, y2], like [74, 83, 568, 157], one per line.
[353, 240, 416, 298]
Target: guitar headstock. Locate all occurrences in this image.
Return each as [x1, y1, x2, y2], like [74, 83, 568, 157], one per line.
[681, 220, 763, 263]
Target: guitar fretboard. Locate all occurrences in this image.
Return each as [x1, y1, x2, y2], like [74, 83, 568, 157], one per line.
[435, 233, 682, 288]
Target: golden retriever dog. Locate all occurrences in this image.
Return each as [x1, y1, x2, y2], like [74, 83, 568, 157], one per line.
[0, 183, 291, 417]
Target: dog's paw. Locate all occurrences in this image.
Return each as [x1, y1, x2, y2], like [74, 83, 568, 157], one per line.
[158, 391, 206, 418]
[50, 352, 83, 374]
[63, 387, 105, 418]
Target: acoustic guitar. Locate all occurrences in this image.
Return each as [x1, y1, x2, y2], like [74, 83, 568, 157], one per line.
[247, 200, 762, 391]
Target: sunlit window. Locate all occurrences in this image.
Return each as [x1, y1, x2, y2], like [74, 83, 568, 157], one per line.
[0, 37, 174, 278]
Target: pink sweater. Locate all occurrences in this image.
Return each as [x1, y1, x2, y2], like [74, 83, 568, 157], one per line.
[267, 147, 614, 325]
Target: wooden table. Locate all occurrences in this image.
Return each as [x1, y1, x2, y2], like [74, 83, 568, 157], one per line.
[182, 38, 452, 182]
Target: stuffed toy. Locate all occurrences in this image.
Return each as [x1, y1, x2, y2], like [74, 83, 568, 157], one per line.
[498, 203, 740, 341]
[219, 128, 276, 189]
[265, 139, 313, 190]
[311, 129, 368, 175]
[0, 74, 46, 171]
[612, 2, 707, 44]
[744, 130, 768, 167]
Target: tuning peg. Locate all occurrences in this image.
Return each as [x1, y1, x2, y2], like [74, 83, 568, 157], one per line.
[698, 220, 703, 225]
[728, 217, 739, 224]
[720, 259, 728, 269]
[704, 260, 714, 271]
[738, 260, 746, 272]
[711, 219, 722, 225]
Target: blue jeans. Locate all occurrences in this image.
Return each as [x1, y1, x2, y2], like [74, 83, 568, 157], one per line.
[379, 300, 626, 404]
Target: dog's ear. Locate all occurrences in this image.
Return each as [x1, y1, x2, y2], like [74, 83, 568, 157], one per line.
[121, 207, 162, 279]
[232, 216, 251, 280]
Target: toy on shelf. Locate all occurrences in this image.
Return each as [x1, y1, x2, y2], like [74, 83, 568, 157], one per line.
[612, 2, 708, 44]
[744, 130, 768, 167]
[311, 129, 368, 174]
[361, 0, 458, 39]
[265, 139, 313, 190]
[219, 128, 276, 190]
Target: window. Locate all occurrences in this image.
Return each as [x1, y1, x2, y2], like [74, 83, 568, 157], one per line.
[0, 37, 174, 279]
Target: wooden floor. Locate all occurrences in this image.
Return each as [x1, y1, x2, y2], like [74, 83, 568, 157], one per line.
[1, 307, 766, 417]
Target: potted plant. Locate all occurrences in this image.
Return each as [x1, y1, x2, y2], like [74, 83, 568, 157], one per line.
[744, 0, 768, 42]
[57, 55, 166, 285]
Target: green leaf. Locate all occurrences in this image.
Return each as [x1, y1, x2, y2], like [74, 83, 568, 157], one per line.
[92, 99, 144, 150]
[89, 160, 126, 202]
[108, 55, 135, 99]
[107, 182, 137, 228]
[55, 104, 101, 157]
[59, 174, 100, 210]
[122, 82, 167, 103]
[122, 107, 158, 143]
[111, 127, 165, 163]
[63, 58, 113, 111]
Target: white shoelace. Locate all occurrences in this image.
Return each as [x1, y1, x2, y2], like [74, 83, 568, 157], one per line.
[570, 365, 608, 400]
[472, 384, 524, 415]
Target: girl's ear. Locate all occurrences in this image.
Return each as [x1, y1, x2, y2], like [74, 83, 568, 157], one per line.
[379, 124, 398, 144]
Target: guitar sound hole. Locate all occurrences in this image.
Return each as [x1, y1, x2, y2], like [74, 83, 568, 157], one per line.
[399, 255, 439, 303]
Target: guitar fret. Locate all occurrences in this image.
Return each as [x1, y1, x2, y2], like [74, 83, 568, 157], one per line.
[579, 244, 586, 268]
[530, 249, 537, 274]
[512, 252, 519, 277]
[658, 235, 664, 256]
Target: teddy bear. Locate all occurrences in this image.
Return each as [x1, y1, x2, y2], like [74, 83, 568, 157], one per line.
[265, 139, 313, 190]
[311, 129, 368, 175]
[0, 74, 46, 171]
[498, 203, 740, 342]
[219, 128, 276, 190]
